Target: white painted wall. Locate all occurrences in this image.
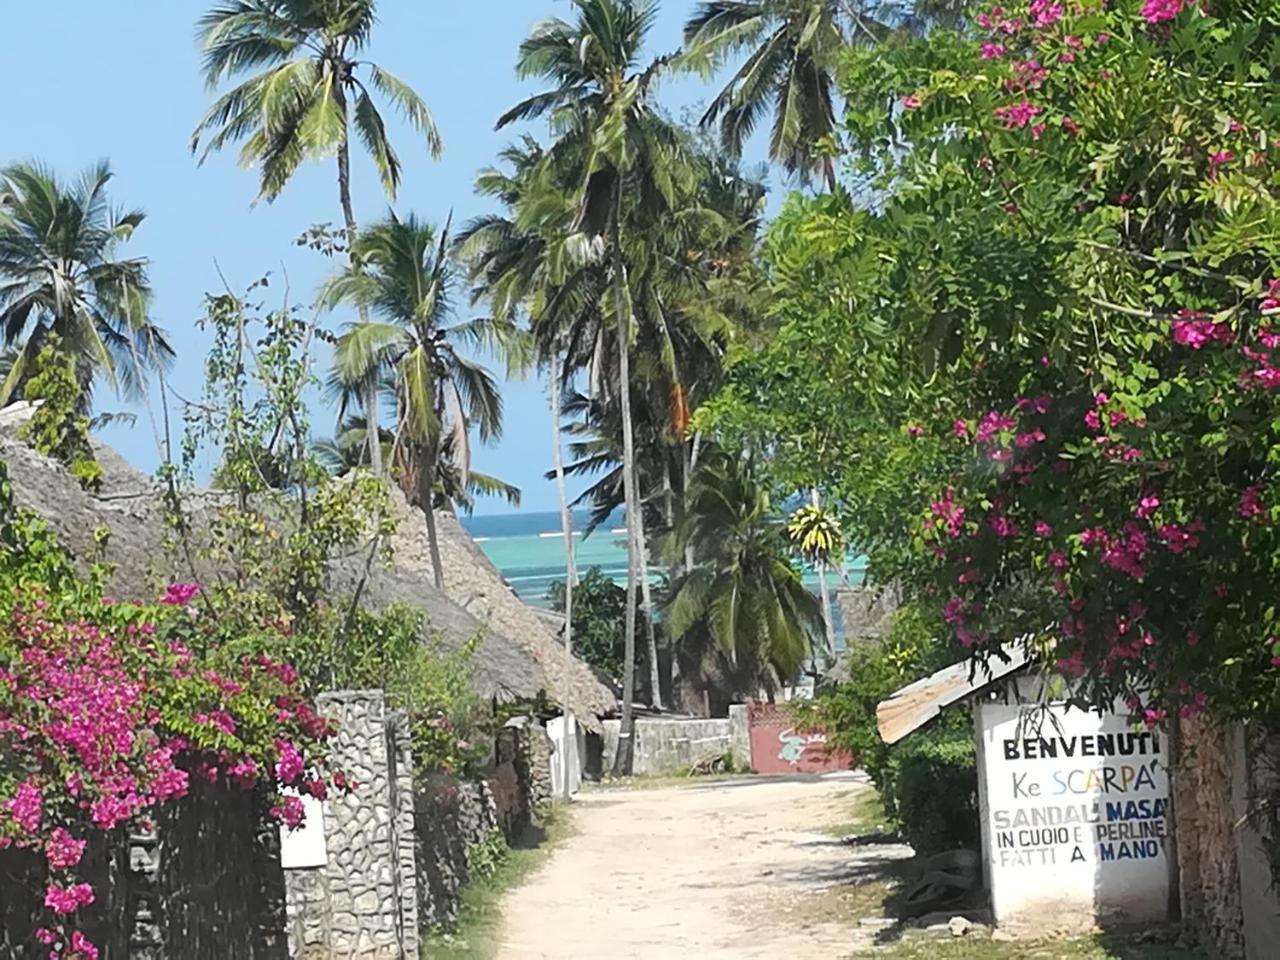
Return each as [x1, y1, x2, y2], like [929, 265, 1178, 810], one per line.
[977, 695, 1171, 929]
[547, 712, 583, 799]
[279, 791, 327, 869]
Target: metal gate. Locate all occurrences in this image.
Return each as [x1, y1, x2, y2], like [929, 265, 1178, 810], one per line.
[746, 703, 855, 775]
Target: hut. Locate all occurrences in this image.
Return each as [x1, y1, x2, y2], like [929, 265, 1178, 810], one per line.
[0, 411, 613, 721]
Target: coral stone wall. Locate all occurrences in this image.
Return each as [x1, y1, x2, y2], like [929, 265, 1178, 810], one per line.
[414, 778, 501, 931]
[284, 690, 419, 960]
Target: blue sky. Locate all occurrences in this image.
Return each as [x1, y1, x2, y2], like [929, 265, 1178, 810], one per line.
[3, 1, 780, 514]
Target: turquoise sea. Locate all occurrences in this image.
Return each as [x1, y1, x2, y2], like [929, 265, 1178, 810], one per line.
[461, 509, 866, 615]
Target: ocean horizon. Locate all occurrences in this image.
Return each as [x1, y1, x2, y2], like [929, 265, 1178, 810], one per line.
[460, 509, 866, 618]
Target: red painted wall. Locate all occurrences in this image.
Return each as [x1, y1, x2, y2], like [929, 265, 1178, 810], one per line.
[746, 703, 855, 775]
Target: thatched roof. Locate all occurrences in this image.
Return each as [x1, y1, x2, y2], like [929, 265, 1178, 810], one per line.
[388, 502, 617, 730]
[0, 410, 609, 716]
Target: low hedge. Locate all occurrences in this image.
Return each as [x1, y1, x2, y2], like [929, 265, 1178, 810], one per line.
[880, 727, 980, 854]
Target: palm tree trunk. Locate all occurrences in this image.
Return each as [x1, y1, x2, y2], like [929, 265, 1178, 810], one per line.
[550, 352, 576, 654]
[335, 127, 383, 476]
[611, 185, 639, 778]
[550, 352, 577, 800]
[640, 536, 663, 710]
[682, 432, 702, 574]
[811, 489, 837, 666]
[419, 440, 446, 591]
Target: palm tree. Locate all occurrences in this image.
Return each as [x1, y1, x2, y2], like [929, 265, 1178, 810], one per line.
[192, 0, 442, 472]
[320, 214, 506, 588]
[682, 0, 846, 189]
[500, 0, 686, 769]
[667, 452, 822, 699]
[786, 496, 845, 665]
[0, 162, 171, 407]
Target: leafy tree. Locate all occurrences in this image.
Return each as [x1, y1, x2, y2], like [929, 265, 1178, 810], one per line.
[193, 0, 442, 472]
[547, 567, 630, 679]
[666, 451, 822, 698]
[18, 339, 103, 491]
[0, 162, 171, 407]
[707, 0, 1280, 728]
[321, 213, 510, 588]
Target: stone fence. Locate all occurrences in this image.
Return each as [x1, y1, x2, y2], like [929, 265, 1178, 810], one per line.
[1174, 716, 1280, 960]
[0, 690, 555, 959]
[601, 707, 750, 777]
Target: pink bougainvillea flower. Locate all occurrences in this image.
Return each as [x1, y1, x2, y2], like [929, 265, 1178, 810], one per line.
[1207, 150, 1234, 179]
[989, 514, 1020, 537]
[902, 95, 922, 109]
[45, 827, 87, 871]
[68, 930, 101, 960]
[1028, 0, 1063, 26]
[1136, 495, 1160, 519]
[1046, 551, 1069, 569]
[1239, 485, 1264, 518]
[1171, 313, 1233, 349]
[906, 424, 925, 437]
[6, 780, 43, 833]
[981, 42, 1006, 59]
[270, 794, 306, 829]
[160, 582, 201, 606]
[44, 882, 95, 915]
[1034, 520, 1053, 537]
[994, 99, 1042, 129]
[1141, 0, 1184, 24]
[274, 739, 305, 785]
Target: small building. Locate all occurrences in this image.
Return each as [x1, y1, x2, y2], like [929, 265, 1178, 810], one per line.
[877, 646, 1173, 932]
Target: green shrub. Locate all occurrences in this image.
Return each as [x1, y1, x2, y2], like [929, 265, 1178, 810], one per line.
[881, 728, 979, 855]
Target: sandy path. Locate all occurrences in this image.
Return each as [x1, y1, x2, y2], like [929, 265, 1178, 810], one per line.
[495, 772, 891, 960]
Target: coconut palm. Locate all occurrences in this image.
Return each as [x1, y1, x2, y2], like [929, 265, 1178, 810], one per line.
[682, 0, 847, 189]
[500, 0, 688, 767]
[193, 0, 442, 471]
[320, 213, 507, 587]
[667, 452, 822, 698]
[0, 162, 171, 407]
[786, 496, 845, 665]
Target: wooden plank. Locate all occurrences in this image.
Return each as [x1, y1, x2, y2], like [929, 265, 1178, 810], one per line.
[876, 644, 1028, 745]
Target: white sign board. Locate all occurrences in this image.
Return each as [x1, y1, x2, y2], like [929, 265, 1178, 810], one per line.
[976, 699, 1171, 928]
[279, 792, 328, 870]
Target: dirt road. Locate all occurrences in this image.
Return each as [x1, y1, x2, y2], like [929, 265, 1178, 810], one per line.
[495, 772, 907, 960]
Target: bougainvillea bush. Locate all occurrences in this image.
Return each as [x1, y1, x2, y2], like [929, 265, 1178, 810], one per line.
[707, 0, 1280, 724]
[0, 462, 342, 960]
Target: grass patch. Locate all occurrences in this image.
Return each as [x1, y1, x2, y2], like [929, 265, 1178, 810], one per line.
[856, 932, 1204, 959]
[823, 788, 891, 838]
[421, 806, 575, 960]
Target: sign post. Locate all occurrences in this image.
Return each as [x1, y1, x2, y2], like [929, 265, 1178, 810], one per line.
[976, 696, 1172, 929]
